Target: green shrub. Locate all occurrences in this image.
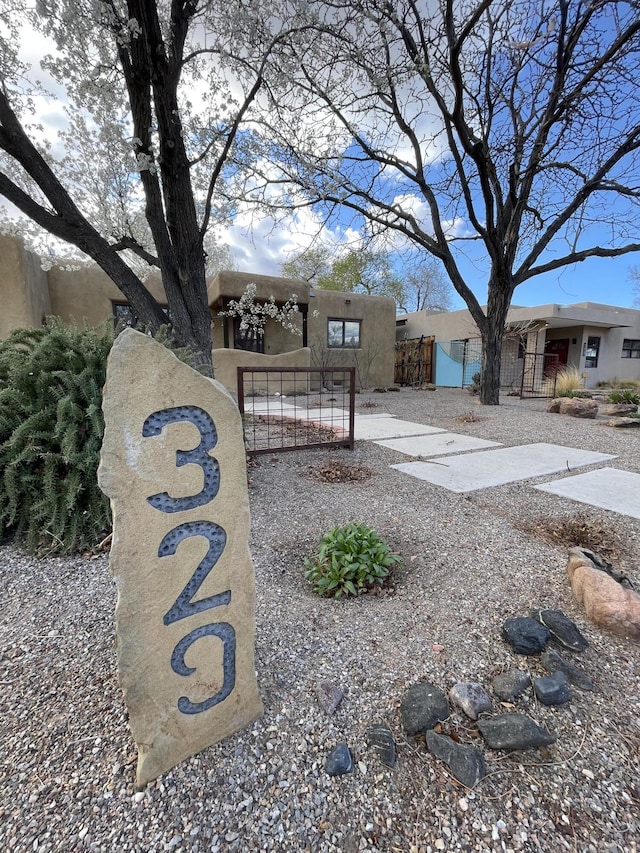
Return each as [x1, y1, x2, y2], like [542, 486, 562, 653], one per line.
[0, 320, 113, 555]
[608, 388, 640, 405]
[554, 365, 584, 398]
[304, 522, 403, 598]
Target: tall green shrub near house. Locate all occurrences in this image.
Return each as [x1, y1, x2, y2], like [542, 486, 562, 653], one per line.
[0, 320, 113, 555]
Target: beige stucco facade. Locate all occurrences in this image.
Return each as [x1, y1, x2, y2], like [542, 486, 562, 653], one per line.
[397, 302, 640, 388]
[1, 236, 396, 391]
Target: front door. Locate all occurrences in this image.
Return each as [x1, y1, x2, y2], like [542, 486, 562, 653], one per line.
[544, 338, 570, 371]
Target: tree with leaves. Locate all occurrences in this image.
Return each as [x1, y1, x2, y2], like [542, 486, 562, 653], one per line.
[237, 0, 640, 403]
[283, 245, 405, 304]
[0, 1, 275, 372]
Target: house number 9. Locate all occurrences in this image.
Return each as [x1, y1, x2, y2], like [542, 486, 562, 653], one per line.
[142, 405, 236, 715]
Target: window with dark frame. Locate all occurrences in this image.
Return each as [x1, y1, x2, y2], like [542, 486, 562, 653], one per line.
[327, 318, 361, 348]
[585, 335, 600, 368]
[112, 302, 138, 328]
[233, 317, 265, 353]
[112, 301, 171, 329]
[622, 338, 640, 359]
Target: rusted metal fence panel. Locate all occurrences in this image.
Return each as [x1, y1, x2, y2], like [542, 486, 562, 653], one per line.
[394, 336, 434, 386]
[520, 352, 559, 398]
[237, 366, 355, 455]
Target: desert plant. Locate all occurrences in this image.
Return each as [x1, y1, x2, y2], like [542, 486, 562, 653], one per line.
[609, 389, 640, 405]
[304, 522, 403, 598]
[468, 371, 481, 395]
[554, 365, 584, 398]
[0, 320, 114, 555]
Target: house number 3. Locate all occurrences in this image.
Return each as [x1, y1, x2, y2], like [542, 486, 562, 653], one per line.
[142, 405, 236, 715]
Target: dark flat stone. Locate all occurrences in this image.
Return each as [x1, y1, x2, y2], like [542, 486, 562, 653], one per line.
[492, 670, 531, 701]
[325, 743, 353, 776]
[537, 609, 589, 652]
[502, 617, 550, 655]
[533, 671, 570, 705]
[400, 681, 449, 736]
[426, 730, 486, 789]
[541, 648, 597, 692]
[367, 724, 396, 767]
[478, 713, 555, 750]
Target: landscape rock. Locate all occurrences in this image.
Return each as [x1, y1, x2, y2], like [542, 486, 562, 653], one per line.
[541, 648, 597, 692]
[607, 417, 640, 428]
[367, 724, 396, 767]
[478, 713, 555, 750]
[98, 329, 263, 787]
[600, 403, 638, 416]
[492, 670, 531, 701]
[449, 682, 492, 720]
[315, 680, 344, 715]
[533, 671, 571, 705]
[426, 730, 486, 789]
[536, 609, 589, 651]
[325, 743, 353, 776]
[400, 681, 450, 736]
[547, 397, 598, 418]
[502, 617, 551, 655]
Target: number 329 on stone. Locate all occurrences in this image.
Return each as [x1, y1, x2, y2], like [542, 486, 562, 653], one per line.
[142, 405, 236, 715]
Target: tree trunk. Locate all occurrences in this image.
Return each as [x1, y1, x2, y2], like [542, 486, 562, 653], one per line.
[479, 279, 513, 405]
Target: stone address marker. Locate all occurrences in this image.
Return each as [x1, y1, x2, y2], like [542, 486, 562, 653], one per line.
[98, 329, 263, 787]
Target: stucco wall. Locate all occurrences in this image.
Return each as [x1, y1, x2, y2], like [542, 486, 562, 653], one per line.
[308, 289, 396, 388]
[213, 347, 312, 395]
[47, 265, 167, 327]
[0, 235, 50, 338]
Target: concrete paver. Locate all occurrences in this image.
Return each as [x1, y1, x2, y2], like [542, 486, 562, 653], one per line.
[535, 467, 640, 519]
[376, 433, 501, 457]
[390, 443, 616, 493]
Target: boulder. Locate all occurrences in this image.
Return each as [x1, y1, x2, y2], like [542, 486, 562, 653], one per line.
[449, 682, 492, 721]
[600, 403, 638, 416]
[547, 397, 598, 419]
[607, 417, 640, 428]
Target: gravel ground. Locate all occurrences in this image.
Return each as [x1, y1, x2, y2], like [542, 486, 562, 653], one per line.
[2, 387, 640, 853]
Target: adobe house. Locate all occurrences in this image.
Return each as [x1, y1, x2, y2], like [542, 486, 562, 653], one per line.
[396, 302, 640, 389]
[0, 235, 395, 392]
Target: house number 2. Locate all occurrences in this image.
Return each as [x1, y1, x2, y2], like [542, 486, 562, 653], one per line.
[142, 405, 236, 715]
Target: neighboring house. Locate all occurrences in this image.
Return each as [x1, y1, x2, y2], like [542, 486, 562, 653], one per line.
[0, 235, 395, 392]
[397, 301, 640, 389]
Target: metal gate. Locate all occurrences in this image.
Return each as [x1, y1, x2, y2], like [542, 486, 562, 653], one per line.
[520, 352, 559, 398]
[237, 366, 355, 454]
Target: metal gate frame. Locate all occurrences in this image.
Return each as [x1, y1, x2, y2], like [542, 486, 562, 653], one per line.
[520, 352, 559, 398]
[237, 366, 355, 454]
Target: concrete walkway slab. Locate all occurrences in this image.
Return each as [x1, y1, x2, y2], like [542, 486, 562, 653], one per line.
[376, 433, 501, 457]
[355, 418, 446, 441]
[391, 443, 616, 493]
[535, 467, 640, 519]
[243, 400, 300, 415]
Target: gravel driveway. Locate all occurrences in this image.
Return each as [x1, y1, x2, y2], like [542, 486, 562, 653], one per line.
[2, 387, 639, 852]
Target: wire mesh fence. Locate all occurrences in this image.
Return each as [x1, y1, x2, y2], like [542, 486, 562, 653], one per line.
[237, 367, 355, 454]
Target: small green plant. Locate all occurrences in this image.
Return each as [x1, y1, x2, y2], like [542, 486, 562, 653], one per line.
[609, 388, 640, 405]
[304, 522, 403, 598]
[554, 365, 584, 397]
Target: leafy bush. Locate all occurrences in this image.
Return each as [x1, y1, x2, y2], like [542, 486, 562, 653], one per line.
[304, 522, 403, 598]
[554, 365, 584, 398]
[608, 388, 640, 405]
[0, 320, 113, 555]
